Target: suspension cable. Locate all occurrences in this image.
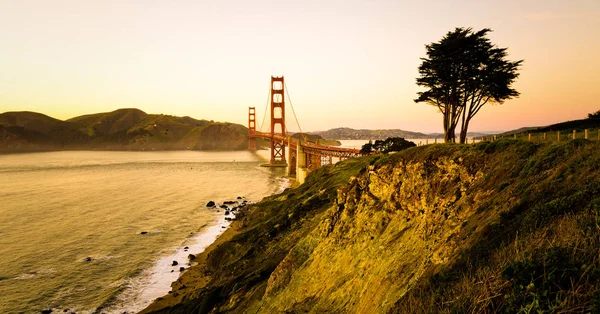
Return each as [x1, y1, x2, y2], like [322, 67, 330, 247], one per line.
[284, 81, 308, 142]
[258, 83, 270, 133]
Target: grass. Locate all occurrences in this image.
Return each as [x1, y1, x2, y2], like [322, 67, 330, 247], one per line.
[147, 155, 378, 313]
[392, 139, 600, 313]
[145, 138, 600, 314]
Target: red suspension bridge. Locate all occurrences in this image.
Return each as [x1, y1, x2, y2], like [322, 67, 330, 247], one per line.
[247, 76, 361, 183]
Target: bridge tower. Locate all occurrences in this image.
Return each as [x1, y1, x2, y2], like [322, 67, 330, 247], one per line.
[270, 76, 286, 165]
[248, 107, 257, 150]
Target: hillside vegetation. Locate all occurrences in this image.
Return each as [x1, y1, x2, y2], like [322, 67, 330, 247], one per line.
[144, 139, 600, 313]
[0, 109, 248, 152]
[497, 116, 600, 142]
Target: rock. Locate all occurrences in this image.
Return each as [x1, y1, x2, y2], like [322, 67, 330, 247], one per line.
[41, 310, 52, 314]
[84, 257, 93, 262]
[172, 261, 178, 266]
[171, 270, 174, 272]
[225, 210, 230, 215]
[225, 217, 233, 221]
[220, 204, 228, 209]
[224, 201, 236, 205]
[179, 266, 185, 272]
[140, 231, 148, 235]
[237, 196, 243, 199]
[184, 246, 189, 249]
[188, 254, 196, 260]
[222, 226, 226, 228]
[206, 201, 215, 207]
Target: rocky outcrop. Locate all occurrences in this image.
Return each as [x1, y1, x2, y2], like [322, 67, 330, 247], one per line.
[144, 140, 600, 313]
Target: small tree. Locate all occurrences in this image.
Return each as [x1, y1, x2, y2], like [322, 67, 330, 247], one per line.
[588, 110, 600, 119]
[415, 27, 523, 143]
[360, 140, 374, 155]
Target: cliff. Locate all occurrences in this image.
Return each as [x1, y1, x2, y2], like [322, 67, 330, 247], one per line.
[0, 109, 249, 152]
[143, 139, 600, 313]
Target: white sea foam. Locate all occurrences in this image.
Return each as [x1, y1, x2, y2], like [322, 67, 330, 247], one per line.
[104, 213, 234, 313]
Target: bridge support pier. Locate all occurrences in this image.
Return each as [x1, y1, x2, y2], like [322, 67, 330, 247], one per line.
[296, 142, 309, 184]
[286, 137, 297, 177]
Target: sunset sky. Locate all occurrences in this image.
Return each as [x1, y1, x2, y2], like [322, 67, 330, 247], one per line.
[1, 0, 599, 133]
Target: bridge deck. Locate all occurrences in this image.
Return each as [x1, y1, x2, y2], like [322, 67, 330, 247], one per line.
[249, 131, 361, 157]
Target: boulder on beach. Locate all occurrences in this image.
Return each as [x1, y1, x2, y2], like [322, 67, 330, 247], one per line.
[179, 266, 185, 272]
[206, 201, 215, 207]
[172, 261, 178, 266]
[84, 257, 93, 262]
[237, 196, 243, 199]
[224, 201, 236, 205]
[225, 210, 230, 215]
[188, 254, 196, 260]
[220, 204, 228, 209]
[140, 231, 148, 235]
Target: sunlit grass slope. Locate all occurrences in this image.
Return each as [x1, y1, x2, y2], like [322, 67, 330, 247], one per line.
[145, 139, 600, 313]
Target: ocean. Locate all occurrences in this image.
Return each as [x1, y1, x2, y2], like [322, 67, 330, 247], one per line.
[0, 150, 287, 313]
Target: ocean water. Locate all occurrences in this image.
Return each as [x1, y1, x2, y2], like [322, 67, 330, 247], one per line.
[0, 150, 287, 313]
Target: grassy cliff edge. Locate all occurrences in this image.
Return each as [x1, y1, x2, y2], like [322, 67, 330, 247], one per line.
[144, 139, 600, 313]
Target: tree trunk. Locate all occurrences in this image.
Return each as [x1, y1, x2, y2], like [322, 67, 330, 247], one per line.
[459, 117, 471, 144]
[459, 126, 467, 144]
[445, 125, 456, 143]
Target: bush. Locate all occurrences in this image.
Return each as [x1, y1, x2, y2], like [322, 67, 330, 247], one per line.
[588, 110, 600, 119]
[360, 137, 416, 154]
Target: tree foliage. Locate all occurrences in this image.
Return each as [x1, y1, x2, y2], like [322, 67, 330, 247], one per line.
[415, 27, 523, 143]
[588, 110, 600, 119]
[360, 137, 416, 154]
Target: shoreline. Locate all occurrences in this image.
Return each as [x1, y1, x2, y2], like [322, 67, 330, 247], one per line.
[102, 214, 230, 314]
[140, 177, 293, 313]
[107, 178, 291, 313]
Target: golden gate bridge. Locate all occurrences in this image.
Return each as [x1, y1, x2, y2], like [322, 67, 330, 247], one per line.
[247, 76, 361, 183]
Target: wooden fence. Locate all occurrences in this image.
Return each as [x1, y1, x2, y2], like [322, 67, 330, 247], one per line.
[415, 129, 600, 146]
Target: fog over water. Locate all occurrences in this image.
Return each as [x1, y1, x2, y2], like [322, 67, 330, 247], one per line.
[0, 150, 287, 313]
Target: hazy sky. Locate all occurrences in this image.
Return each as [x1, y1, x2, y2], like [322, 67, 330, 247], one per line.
[1, 0, 599, 132]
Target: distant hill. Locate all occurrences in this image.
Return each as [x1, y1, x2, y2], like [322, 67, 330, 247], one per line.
[311, 127, 430, 140]
[497, 117, 600, 137]
[290, 133, 341, 146]
[0, 109, 249, 153]
[311, 127, 491, 140]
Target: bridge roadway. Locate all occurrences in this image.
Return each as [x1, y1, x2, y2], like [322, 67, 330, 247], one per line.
[248, 130, 362, 183]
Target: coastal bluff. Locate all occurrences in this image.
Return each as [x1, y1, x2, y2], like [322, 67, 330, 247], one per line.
[142, 139, 600, 313]
[0, 109, 248, 152]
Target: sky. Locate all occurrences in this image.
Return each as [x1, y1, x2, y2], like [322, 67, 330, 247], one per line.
[0, 0, 599, 133]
